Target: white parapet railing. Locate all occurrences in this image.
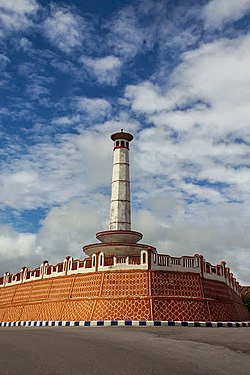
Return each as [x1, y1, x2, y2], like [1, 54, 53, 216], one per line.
[151, 253, 200, 273]
[0, 250, 241, 295]
[151, 252, 241, 295]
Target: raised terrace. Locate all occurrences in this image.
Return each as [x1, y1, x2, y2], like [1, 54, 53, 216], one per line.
[0, 252, 242, 294]
[0, 250, 249, 323]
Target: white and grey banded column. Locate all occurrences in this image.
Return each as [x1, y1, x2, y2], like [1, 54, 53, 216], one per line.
[85, 129, 143, 254]
[109, 129, 133, 231]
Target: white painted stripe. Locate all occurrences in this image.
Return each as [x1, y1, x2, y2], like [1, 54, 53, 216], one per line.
[161, 321, 170, 326]
[104, 320, 111, 326]
[132, 321, 140, 326]
[117, 320, 125, 326]
[199, 322, 207, 327]
[175, 321, 182, 327]
[146, 321, 154, 326]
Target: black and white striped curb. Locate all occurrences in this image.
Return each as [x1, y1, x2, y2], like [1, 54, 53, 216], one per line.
[0, 320, 250, 328]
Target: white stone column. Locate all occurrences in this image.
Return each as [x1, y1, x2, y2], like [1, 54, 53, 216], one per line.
[109, 130, 133, 231]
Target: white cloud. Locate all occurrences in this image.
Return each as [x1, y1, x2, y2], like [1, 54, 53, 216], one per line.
[122, 32, 250, 284]
[125, 81, 170, 113]
[81, 55, 122, 85]
[0, 225, 38, 275]
[0, 54, 10, 69]
[126, 33, 250, 123]
[106, 6, 151, 59]
[75, 97, 112, 120]
[0, 128, 113, 210]
[203, 0, 250, 29]
[0, 0, 38, 14]
[43, 5, 86, 53]
[133, 194, 250, 284]
[171, 35, 250, 111]
[52, 116, 74, 126]
[19, 37, 32, 51]
[0, 225, 36, 259]
[0, 0, 39, 32]
[0, 204, 92, 273]
[37, 199, 108, 261]
[125, 34, 250, 177]
[0, 198, 108, 275]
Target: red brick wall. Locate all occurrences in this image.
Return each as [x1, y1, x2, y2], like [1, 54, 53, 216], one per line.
[202, 279, 249, 321]
[0, 270, 249, 322]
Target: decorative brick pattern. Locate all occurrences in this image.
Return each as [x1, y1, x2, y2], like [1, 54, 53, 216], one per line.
[61, 300, 94, 321]
[0, 286, 16, 305]
[0, 308, 5, 321]
[12, 283, 32, 304]
[71, 274, 102, 298]
[234, 303, 248, 321]
[2, 305, 23, 322]
[152, 299, 210, 321]
[208, 300, 249, 322]
[101, 271, 148, 297]
[209, 301, 237, 321]
[39, 302, 64, 321]
[203, 279, 229, 300]
[48, 277, 73, 300]
[92, 298, 151, 321]
[241, 286, 250, 297]
[151, 272, 202, 298]
[20, 303, 42, 321]
[29, 280, 52, 301]
[0, 270, 248, 322]
[228, 288, 242, 304]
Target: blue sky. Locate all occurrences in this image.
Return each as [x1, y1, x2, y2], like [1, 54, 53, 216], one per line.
[1, 0, 250, 284]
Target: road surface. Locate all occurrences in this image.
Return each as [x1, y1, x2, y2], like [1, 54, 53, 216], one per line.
[0, 327, 249, 374]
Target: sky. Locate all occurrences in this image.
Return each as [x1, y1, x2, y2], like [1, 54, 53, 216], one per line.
[0, 0, 250, 284]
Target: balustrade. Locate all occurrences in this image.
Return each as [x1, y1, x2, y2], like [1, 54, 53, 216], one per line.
[128, 256, 140, 265]
[0, 251, 241, 296]
[116, 256, 127, 264]
[85, 258, 92, 268]
[171, 257, 181, 266]
[104, 256, 114, 266]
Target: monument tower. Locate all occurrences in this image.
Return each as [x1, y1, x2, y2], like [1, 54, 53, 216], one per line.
[0, 130, 248, 325]
[83, 129, 152, 257]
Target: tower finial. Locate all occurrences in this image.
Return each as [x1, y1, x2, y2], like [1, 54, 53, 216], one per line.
[121, 128, 123, 132]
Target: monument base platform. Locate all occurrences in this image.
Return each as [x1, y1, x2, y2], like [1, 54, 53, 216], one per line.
[0, 261, 249, 322]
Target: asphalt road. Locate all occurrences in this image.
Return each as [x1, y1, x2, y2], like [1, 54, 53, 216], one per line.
[0, 327, 249, 375]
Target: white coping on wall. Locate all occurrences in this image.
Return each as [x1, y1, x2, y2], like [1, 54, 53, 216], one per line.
[98, 264, 149, 271]
[151, 265, 201, 273]
[0, 320, 249, 328]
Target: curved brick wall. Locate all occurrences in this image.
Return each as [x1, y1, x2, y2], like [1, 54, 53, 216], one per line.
[0, 270, 249, 322]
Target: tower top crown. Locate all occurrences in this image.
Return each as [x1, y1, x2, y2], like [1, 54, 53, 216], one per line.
[111, 129, 133, 142]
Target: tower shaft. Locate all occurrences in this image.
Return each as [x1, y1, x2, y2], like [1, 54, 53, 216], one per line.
[109, 144, 131, 230]
[84, 129, 143, 256]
